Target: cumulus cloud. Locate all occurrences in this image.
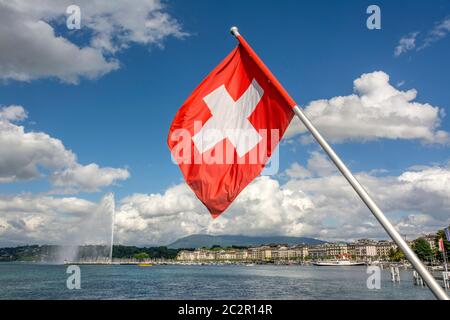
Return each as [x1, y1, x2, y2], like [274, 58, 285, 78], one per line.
[398, 166, 450, 195]
[286, 71, 449, 144]
[0, 194, 113, 247]
[1, 153, 449, 246]
[51, 164, 130, 192]
[283, 162, 311, 179]
[0, 105, 28, 121]
[0, 0, 186, 83]
[0, 105, 76, 183]
[111, 152, 450, 245]
[0, 2, 118, 83]
[0, 105, 129, 190]
[283, 154, 450, 240]
[394, 32, 419, 56]
[114, 176, 314, 246]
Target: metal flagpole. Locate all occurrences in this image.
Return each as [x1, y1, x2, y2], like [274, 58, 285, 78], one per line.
[441, 238, 448, 275]
[229, 26, 449, 300]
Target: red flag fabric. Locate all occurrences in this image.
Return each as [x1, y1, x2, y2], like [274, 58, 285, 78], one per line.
[168, 37, 294, 218]
[439, 238, 445, 252]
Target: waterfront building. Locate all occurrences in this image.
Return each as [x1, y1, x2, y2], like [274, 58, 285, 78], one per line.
[271, 246, 288, 260]
[176, 249, 216, 261]
[423, 234, 437, 250]
[247, 246, 272, 260]
[349, 239, 377, 259]
[235, 250, 248, 260]
[267, 245, 308, 260]
[218, 250, 238, 261]
[176, 250, 196, 261]
[324, 243, 348, 257]
[259, 246, 272, 260]
[197, 249, 216, 260]
[308, 245, 327, 259]
[175, 238, 419, 262]
[248, 247, 261, 260]
[375, 240, 396, 258]
[293, 246, 309, 259]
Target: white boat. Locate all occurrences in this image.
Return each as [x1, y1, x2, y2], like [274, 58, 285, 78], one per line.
[313, 259, 366, 266]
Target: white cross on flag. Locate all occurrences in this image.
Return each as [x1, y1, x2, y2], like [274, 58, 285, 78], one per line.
[168, 34, 295, 218]
[192, 79, 264, 157]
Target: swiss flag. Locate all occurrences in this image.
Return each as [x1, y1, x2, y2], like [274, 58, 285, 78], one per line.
[168, 35, 295, 218]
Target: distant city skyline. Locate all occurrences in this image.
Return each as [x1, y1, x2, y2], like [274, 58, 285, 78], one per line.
[1, 0, 450, 247]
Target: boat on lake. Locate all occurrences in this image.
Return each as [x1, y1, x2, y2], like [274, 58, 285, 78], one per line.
[138, 263, 153, 267]
[313, 259, 365, 266]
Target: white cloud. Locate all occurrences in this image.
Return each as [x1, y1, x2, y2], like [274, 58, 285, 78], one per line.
[396, 80, 405, 88]
[396, 17, 450, 53]
[286, 71, 449, 144]
[0, 2, 118, 84]
[51, 163, 130, 192]
[0, 105, 76, 182]
[283, 154, 450, 240]
[394, 32, 419, 56]
[0, 0, 186, 83]
[112, 153, 450, 245]
[420, 17, 450, 49]
[284, 162, 311, 179]
[1, 153, 449, 246]
[284, 151, 337, 178]
[0, 105, 28, 121]
[398, 166, 450, 195]
[305, 151, 338, 177]
[114, 184, 210, 245]
[0, 194, 113, 247]
[114, 176, 315, 246]
[0, 105, 129, 190]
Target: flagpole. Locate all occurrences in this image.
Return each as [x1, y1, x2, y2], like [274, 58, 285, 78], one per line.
[441, 239, 449, 275]
[230, 26, 449, 300]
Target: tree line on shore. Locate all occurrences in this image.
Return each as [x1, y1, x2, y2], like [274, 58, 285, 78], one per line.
[0, 245, 181, 262]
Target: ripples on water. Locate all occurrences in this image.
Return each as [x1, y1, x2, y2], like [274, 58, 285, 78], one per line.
[0, 263, 435, 300]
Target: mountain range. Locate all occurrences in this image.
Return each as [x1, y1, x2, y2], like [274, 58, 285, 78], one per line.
[167, 234, 325, 249]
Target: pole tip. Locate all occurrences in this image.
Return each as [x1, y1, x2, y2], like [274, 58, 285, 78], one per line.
[230, 26, 240, 37]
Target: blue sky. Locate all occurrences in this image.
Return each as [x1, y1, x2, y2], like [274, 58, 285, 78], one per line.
[0, 0, 449, 245]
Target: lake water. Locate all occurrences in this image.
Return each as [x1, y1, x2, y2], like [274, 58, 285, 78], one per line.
[0, 263, 437, 299]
